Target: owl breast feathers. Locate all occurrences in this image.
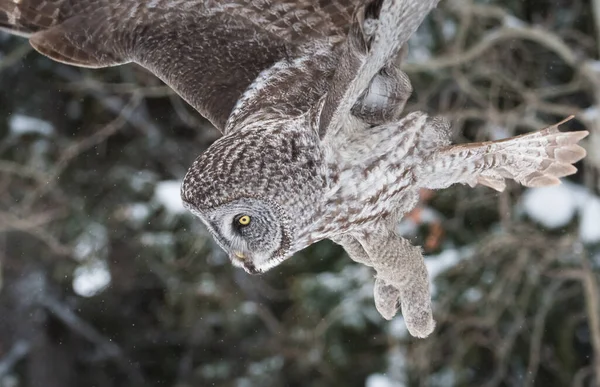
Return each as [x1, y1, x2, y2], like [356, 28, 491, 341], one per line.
[0, 0, 588, 338]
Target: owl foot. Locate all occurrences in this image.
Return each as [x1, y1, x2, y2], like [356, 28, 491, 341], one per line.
[374, 277, 435, 338]
[374, 277, 401, 320]
[333, 231, 436, 338]
[351, 65, 412, 126]
[400, 298, 436, 338]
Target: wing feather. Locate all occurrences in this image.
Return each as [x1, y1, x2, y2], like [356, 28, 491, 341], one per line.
[319, 0, 440, 138]
[0, 0, 362, 131]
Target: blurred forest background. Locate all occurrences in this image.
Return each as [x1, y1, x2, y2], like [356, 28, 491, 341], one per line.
[1, 0, 600, 386]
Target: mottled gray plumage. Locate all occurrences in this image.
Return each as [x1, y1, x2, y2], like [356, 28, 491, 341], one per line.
[1, 0, 588, 338]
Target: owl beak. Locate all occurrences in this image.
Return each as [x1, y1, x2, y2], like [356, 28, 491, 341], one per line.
[230, 252, 260, 275]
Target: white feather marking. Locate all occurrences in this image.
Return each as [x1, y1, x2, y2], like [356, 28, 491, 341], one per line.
[225, 45, 331, 132]
[8, 6, 20, 25]
[361, 76, 387, 108]
[128, 3, 139, 19]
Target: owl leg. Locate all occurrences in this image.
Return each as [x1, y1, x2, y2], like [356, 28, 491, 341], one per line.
[330, 234, 373, 266]
[331, 234, 402, 320]
[334, 228, 435, 338]
[351, 65, 412, 126]
[373, 277, 401, 320]
[332, 234, 404, 323]
[416, 118, 588, 191]
[350, 4, 412, 126]
[361, 231, 435, 338]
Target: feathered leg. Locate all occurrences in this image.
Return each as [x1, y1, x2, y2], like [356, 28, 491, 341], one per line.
[350, 6, 413, 125]
[373, 277, 401, 320]
[416, 117, 589, 192]
[351, 63, 412, 126]
[332, 226, 435, 339]
[330, 234, 401, 322]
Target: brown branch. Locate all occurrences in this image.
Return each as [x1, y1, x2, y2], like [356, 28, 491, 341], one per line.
[404, 26, 579, 73]
[39, 296, 146, 386]
[19, 94, 142, 210]
[0, 43, 32, 74]
[0, 340, 31, 378]
[523, 281, 563, 387]
[592, 0, 600, 58]
[580, 256, 600, 387]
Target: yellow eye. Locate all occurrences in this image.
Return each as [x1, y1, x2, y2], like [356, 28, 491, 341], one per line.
[238, 215, 251, 226]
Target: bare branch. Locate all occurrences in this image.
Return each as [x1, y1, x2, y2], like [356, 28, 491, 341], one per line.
[0, 340, 31, 378]
[39, 296, 146, 386]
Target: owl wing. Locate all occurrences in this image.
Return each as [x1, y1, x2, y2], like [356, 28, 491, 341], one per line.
[319, 0, 440, 137]
[0, 0, 361, 132]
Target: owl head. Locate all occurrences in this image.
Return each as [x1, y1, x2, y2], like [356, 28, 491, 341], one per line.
[181, 120, 324, 273]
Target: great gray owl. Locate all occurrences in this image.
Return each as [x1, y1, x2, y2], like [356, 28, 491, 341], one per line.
[0, 0, 588, 338]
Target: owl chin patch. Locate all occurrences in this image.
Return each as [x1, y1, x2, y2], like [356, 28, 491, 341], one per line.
[241, 261, 261, 275]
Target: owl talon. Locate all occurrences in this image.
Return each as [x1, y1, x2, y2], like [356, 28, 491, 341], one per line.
[374, 277, 435, 337]
[402, 305, 436, 338]
[374, 277, 401, 320]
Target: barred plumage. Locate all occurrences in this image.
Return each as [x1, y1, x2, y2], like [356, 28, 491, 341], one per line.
[1, 0, 588, 338]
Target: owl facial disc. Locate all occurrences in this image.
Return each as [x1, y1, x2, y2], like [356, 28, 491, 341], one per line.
[182, 197, 293, 274]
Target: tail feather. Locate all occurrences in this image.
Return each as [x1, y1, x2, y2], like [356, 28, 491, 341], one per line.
[419, 116, 589, 191]
[477, 117, 588, 190]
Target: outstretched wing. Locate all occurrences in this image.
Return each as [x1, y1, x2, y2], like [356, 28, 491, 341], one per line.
[0, 0, 361, 131]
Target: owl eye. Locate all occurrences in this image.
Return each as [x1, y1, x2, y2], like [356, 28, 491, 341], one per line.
[236, 215, 251, 226]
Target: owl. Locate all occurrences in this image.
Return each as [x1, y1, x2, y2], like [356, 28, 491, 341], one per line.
[0, 0, 588, 338]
